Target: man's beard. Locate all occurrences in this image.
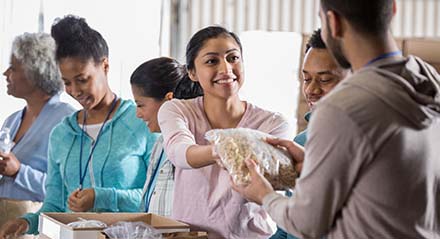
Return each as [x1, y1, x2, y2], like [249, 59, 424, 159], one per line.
[325, 22, 352, 69]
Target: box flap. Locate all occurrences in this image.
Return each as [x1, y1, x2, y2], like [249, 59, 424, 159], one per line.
[41, 213, 189, 231]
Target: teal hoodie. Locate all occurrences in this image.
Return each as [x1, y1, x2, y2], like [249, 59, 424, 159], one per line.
[23, 99, 158, 234]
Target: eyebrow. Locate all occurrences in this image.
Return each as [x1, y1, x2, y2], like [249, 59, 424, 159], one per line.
[62, 73, 84, 81]
[202, 48, 240, 57]
[302, 70, 336, 75]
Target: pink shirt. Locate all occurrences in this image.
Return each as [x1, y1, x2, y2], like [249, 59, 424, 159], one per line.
[158, 97, 292, 239]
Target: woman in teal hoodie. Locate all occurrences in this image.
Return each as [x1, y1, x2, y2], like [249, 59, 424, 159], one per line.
[0, 15, 158, 237]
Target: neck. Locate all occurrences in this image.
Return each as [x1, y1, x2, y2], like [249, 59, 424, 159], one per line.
[85, 90, 117, 122]
[345, 31, 400, 71]
[203, 95, 245, 129]
[24, 90, 52, 117]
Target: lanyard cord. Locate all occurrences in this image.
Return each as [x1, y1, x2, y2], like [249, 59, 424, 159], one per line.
[144, 149, 165, 212]
[78, 95, 118, 190]
[365, 50, 402, 67]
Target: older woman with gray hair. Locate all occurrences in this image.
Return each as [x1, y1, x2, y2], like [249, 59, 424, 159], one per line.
[0, 32, 75, 227]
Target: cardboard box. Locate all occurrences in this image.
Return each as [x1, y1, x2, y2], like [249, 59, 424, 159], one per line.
[403, 38, 440, 72]
[99, 231, 209, 239]
[38, 213, 189, 239]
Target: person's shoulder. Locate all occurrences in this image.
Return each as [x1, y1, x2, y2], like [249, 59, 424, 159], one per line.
[50, 112, 78, 138]
[165, 97, 200, 109]
[246, 101, 288, 123]
[244, 102, 293, 139]
[115, 99, 145, 127]
[318, 72, 374, 109]
[50, 101, 76, 116]
[2, 109, 23, 126]
[160, 97, 202, 116]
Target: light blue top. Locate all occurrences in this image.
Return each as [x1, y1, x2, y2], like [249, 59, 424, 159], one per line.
[22, 99, 159, 234]
[0, 94, 75, 202]
[292, 111, 311, 146]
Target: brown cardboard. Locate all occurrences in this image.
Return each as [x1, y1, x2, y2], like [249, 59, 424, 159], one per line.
[39, 213, 189, 239]
[99, 231, 209, 239]
[403, 38, 440, 64]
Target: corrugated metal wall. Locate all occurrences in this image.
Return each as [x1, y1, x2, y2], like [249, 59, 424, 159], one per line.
[171, 0, 440, 60]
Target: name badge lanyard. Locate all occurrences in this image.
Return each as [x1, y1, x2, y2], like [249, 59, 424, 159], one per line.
[365, 50, 402, 67]
[78, 96, 118, 190]
[144, 149, 165, 212]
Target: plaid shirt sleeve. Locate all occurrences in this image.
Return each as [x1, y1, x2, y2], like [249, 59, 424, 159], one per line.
[146, 160, 174, 217]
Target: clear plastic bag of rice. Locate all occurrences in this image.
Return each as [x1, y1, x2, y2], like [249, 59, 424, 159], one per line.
[67, 217, 107, 228]
[103, 221, 162, 239]
[205, 128, 297, 190]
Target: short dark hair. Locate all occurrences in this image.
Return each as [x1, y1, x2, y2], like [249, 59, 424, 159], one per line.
[51, 15, 109, 63]
[320, 0, 394, 35]
[305, 28, 326, 53]
[130, 57, 203, 100]
[186, 26, 243, 71]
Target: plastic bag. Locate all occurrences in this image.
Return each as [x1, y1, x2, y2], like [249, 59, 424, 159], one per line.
[103, 221, 163, 239]
[67, 217, 107, 228]
[205, 128, 297, 190]
[0, 127, 14, 154]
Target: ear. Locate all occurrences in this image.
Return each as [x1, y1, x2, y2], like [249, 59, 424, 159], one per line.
[101, 57, 109, 75]
[188, 69, 198, 82]
[392, 0, 397, 17]
[326, 10, 343, 39]
[164, 92, 174, 100]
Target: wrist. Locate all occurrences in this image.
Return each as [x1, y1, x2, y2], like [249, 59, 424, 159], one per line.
[260, 188, 274, 202]
[210, 145, 218, 158]
[11, 163, 21, 178]
[19, 218, 30, 233]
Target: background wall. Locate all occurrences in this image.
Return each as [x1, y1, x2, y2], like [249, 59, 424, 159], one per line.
[1, 0, 439, 129]
[0, 0, 164, 124]
[169, 0, 440, 133]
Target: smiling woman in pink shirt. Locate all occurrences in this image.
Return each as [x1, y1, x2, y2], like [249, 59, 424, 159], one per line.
[158, 26, 292, 239]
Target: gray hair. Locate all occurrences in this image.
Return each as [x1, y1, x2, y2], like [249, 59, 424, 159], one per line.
[11, 32, 63, 96]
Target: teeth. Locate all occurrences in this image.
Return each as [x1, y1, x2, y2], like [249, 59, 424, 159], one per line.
[216, 79, 234, 84]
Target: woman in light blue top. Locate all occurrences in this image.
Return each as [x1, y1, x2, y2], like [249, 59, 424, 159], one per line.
[0, 15, 157, 237]
[0, 32, 75, 227]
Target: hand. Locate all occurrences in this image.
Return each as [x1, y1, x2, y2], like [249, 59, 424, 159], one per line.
[266, 138, 304, 174]
[0, 152, 21, 177]
[68, 188, 95, 212]
[0, 218, 29, 239]
[230, 158, 274, 205]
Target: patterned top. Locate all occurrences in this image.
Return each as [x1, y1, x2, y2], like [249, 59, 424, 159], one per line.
[141, 135, 174, 216]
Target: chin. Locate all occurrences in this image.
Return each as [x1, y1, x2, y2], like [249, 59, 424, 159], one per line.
[148, 126, 160, 133]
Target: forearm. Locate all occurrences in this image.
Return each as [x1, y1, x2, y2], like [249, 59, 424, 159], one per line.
[22, 198, 65, 235]
[262, 192, 311, 238]
[94, 187, 143, 212]
[185, 145, 218, 168]
[14, 164, 46, 201]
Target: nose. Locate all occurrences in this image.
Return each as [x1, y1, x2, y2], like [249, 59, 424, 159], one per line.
[135, 108, 143, 119]
[68, 82, 82, 98]
[3, 67, 10, 77]
[305, 79, 322, 96]
[219, 59, 232, 74]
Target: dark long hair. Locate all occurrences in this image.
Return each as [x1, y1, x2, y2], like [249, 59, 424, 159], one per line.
[186, 26, 242, 71]
[130, 57, 203, 100]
